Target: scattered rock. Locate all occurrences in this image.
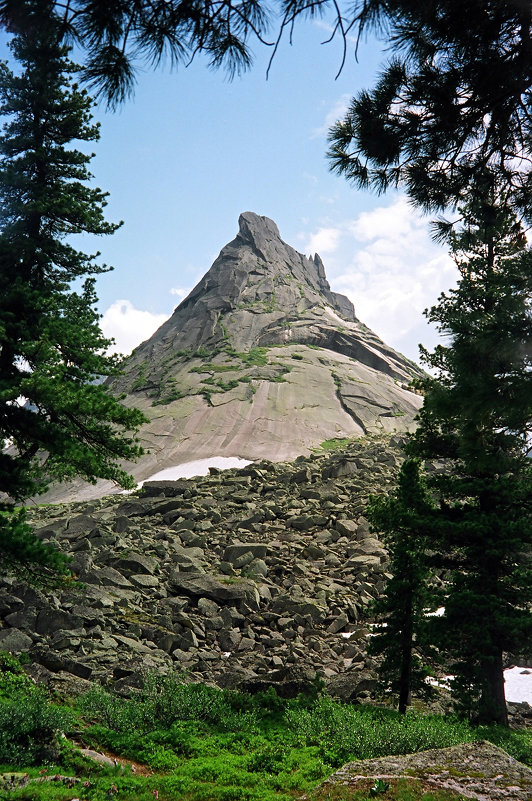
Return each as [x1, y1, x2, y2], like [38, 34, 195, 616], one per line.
[2, 433, 527, 722]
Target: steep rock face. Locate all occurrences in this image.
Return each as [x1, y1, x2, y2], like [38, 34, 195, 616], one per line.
[121, 212, 417, 381]
[49, 213, 424, 501]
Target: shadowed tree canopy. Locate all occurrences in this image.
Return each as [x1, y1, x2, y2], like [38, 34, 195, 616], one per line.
[0, 0, 528, 141]
[0, 0, 275, 106]
[327, 0, 532, 219]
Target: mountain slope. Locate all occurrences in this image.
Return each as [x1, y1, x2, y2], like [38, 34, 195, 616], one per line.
[48, 212, 424, 501]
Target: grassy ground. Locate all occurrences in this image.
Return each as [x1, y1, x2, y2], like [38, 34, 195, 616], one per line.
[0, 655, 530, 801]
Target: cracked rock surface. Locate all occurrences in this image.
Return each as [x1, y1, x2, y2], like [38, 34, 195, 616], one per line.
[325, 740, 532, 800]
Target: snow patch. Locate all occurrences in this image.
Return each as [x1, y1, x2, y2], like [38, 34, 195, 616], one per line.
[143, 457, 253, 483]
[504, 666, 532, 705]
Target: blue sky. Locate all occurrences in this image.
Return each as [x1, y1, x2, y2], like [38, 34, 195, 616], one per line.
[3, 17, 458, 363]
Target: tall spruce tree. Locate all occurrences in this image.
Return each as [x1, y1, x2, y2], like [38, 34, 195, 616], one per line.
[367, 459, 438, 714]
[0, 1, 145, 574]
[407, 193, 532, 725]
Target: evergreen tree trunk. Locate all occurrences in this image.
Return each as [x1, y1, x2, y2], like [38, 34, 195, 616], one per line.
[479, 649, 508, 727]
[398, 607, 413, 714]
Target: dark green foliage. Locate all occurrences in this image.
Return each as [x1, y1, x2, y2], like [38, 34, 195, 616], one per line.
[0, 1, 146, 509]
[0, 507, 70, 583]
[79, 675, 259, 734]
[327, 1, 532, 221]
[407, 198, 532, 726]
[0, 687, 73, 766]
[367, 460, 439, 713]
[0, 650, 34, 698]
[0, 0, 273, 107]
[0, 654, 74, 767]
[285, 696, 473, 767]
[0, 1, 146, 582]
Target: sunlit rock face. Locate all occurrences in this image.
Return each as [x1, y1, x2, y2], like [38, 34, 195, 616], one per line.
[47, 212, 424, 501]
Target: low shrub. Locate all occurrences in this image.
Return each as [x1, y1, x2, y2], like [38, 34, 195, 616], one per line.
[79, 677, 259, 735]
[286, 697, 473, 766]
[0, 688, 73, 766]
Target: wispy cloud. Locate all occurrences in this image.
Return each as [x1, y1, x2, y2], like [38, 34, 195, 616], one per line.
[311, 93, 351, 139]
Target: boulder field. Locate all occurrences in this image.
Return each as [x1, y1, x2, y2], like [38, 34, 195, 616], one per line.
[2, 436, 407, 699]
[2, 433, 531, 729]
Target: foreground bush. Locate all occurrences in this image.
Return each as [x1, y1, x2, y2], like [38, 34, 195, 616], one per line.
[0, 688, 73, 766]
[79, 675, 259, 733]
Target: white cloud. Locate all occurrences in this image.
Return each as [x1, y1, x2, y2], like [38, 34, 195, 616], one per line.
[304, 226, 342, 255]
[101, 300, 169, 356]
[311, 93, 351, 139]
[301, 196, 458, 361]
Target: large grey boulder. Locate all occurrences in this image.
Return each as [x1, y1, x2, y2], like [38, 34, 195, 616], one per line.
[0, 628, 33, 652]
[169, 572, 260, 607]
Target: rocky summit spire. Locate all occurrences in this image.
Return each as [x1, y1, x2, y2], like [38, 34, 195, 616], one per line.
[137, 211, 358, 356]
[127, 211, 410, 379]
[93, 212, 425, 497]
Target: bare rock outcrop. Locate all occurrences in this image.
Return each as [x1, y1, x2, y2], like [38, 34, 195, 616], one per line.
[325, 740, 532, 800]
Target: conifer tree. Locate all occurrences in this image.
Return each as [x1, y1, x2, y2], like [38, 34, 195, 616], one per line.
[368, 459, 438, 713]
[327, 1, 532, 221]
[407, 192, 532, 726]
[0, 1, 145, 575]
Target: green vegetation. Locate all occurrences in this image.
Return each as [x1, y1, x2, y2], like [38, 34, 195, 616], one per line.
[368, 461, 439, 714]
[326, 0, 532, 731]
[367, 198, 532, 727]
[0, 3, 145, 582]
[190, 363, 236, 373]
[0, 665, 530, 801]
[271, 364, 291, 383]
[316, 438, 353, 451]
[151, 389, 186, 406]
[238, 348, 269, 367]
[215, 379, 240, 392]
[291, 353, 304, 360]
[132, 362, 151, 391]
[0, 509, 70, 584]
